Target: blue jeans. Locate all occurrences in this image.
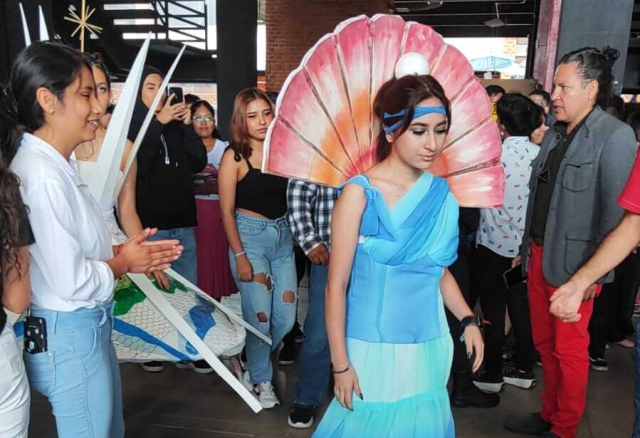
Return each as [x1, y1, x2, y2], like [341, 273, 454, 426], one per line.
[295, 263, 331, 407]
[24, 305, 124, 438]
[149, 227, 197, 285]
[229, 213, 297, 384]
[633, 320, 640, 438]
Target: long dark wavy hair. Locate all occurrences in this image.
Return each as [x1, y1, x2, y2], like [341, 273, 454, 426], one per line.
[0, 104, 26, 281]
[229, 88, 274, 161]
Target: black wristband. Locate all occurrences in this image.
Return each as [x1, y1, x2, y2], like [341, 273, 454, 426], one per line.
[460, 315, 481, 331]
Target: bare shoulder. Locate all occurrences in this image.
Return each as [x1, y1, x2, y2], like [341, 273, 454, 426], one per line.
[340, 182, 366, 199]
[335, 183, 367, 214]
[220, 147, 239, 167]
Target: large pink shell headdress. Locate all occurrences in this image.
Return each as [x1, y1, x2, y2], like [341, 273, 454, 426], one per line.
[262, 14, 504, 207]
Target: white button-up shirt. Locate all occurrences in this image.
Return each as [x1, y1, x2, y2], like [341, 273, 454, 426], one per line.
[477, 136, 539, 258]
[11, 133, 115, 311]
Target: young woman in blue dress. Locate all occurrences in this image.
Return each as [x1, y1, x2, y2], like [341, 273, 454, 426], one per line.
[314, 74, 485, 437]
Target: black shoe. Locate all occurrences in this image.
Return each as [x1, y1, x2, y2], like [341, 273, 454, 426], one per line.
[175, 360, 214, 374]
[472, 370, 504, 393]
[589, 356, 609, 372]
[278, 343, 296, 366]
[451, 371, 500, 409]
[502, 366, 536, 389]
[541, 433, 560, 438]
[141, 361, 164, 373]
[504, 412, 551, 435]
[287, 405, 314, 429]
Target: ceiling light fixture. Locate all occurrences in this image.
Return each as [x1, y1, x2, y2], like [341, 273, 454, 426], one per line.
[484, 3, 506, 28]
[391, 1, 444, 13]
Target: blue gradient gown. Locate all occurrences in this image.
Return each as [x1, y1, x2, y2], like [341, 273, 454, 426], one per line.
[313, 172, 459, 438]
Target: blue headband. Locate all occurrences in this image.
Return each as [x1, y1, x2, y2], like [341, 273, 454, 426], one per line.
[383, 106, 447, 135]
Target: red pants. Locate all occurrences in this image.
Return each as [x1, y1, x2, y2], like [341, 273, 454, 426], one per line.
[528, 243, 599, 438]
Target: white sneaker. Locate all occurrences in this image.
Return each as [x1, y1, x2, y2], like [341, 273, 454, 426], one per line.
[255, 381, 280, 409]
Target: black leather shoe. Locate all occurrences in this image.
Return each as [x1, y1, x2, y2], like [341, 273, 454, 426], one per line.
[450, 371, 500, 408]
[504, 413, 551, 435]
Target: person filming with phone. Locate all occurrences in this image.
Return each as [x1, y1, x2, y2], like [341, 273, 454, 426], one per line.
[128, 67, 207, 374]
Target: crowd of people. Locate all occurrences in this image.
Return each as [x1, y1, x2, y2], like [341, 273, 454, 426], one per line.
[0, 36, 639, 438]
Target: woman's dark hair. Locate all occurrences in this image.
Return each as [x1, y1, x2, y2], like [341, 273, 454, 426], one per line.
[529, 89, 551, 108]
[558, 46, 619, 109]
[11, 41, 89, 132]
[373, 75, 451, 162]
[190, 99, 222, 140]
[485, 85, 506, 97]
[625, 110, 640, 142]
[191, 99, 216, 119]
[496, 94, 542, 137]
[85, 52, 111, 90]
[185, 93, 201, 106]
[229, 88, 274, 161]
[0, 101, 27, 282]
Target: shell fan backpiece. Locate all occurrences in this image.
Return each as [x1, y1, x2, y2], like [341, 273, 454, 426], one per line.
[262, 14, 504, 208]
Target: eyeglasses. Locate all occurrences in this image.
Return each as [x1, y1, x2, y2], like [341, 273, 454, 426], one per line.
[194, 115, 214, 124]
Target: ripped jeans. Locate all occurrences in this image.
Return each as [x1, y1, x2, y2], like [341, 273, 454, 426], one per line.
[230, 213, 297, 384]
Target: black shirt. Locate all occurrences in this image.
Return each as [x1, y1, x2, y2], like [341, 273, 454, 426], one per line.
[530, 114, 591, 245]
[128, 118, 207, 230]
[236, 158, 288, 220]
[1, 201, 34, 332]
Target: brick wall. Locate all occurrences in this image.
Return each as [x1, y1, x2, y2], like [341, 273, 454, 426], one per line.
[265, 0, 388, 90]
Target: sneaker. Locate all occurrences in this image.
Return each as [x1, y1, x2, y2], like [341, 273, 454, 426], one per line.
[503, 366, 536, 389]
[472, 370, 504, 393]
[278, 343, 296, 366]
[589, 356, 609, 372]
[175, 360, 214, 374]
[141, 361, 164, 373]
[504, 412, 551, 435]
[255, 381, 280, 409]
[288, 405, 314, 429]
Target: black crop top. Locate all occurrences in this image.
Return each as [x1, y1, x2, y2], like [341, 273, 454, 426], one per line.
[236, 158, 288, 220]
